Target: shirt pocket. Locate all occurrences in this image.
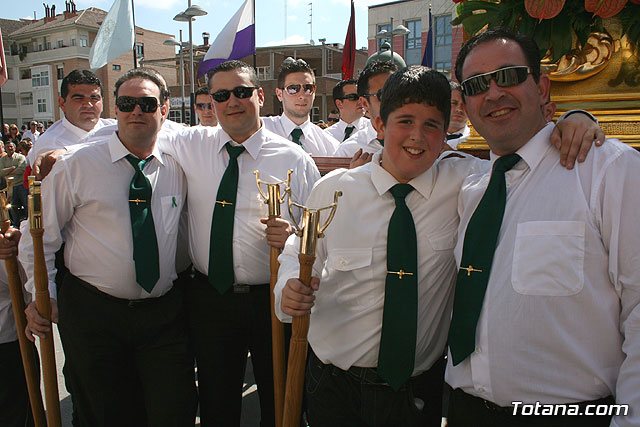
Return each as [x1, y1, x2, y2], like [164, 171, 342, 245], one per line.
[160, 195, 182, 235]
[511, 221, 585, 296]
[425, 225, 457, 251]
[326, 248, 376, 307]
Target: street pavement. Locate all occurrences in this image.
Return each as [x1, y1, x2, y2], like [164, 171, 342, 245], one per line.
[44, 325, 261, 426]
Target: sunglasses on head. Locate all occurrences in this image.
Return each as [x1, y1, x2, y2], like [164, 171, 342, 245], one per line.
[327, 117, 339, 123]
[362, 89, 383, 100]
[461, 65, 531, 96]
[195, 102, 212, 110]
[283, 84, 316, 96]
[211, 86, 259, 103]
[116, 96, 160, 113]
[340, 93, 360, 101]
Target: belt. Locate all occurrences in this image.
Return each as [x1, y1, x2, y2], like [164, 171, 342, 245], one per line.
[192, 269, 268, 294]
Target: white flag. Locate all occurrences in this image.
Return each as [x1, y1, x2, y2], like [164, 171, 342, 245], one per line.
[89, 0, 135, 70]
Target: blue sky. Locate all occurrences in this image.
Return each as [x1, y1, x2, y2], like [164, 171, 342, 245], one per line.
[6, 0, 390, 50]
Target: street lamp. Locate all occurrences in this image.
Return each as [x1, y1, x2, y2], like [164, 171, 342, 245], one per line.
[174, 3, 208, 126]
[164, 31, 187, 123]
[375, 17, 410, 64]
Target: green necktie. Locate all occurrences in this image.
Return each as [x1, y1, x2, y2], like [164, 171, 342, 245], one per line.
[208, 143, 245, 294]
[378, 138, 384, 147]
[290, 127, 303, 146]
[377, 183, 418, 391]
[448, 153, 521, 366]
[343, 125, 355, 141]
[125, 154, 160, 293]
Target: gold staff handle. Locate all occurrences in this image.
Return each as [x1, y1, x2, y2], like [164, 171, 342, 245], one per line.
[282, 190, 341, 427]
[1, 177, 46, 426]
[29, 178, 62, 427]
[254, 169, 292, 427]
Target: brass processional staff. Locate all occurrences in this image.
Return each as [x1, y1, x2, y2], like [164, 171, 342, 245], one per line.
[254, 169, 292, 427]
[282, 189, 341, 427]
[29, 177, 62, 427]
[1, 177, 46, 426]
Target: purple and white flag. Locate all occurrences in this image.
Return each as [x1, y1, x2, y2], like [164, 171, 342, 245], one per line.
[197, 0, 255, 78]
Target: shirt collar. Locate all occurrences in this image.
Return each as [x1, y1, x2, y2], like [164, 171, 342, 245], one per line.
[61, 116, 90, 140]
[370, 150, 434, 200]
[215, 124, 265, 160]
[489, 122, 554, 173]
[280, 113, 312, 138]
[109, 132, 165, 166]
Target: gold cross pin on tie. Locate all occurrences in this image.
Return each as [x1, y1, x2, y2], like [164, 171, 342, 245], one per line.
[460, 265, 483, 276]
[129, 198, 146, 205]
[216, 200, 233, 207]
[387, 269, 414, 280]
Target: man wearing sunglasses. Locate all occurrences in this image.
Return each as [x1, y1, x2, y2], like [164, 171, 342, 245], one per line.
[20, 68, 197, 425]
[445, 28, 640, 427]
[263, 58, 340, 156]
[325, 79, 368, 142]
[21, 121, 40, 143]
[194, 85, 218, 127]
[157, 60, 320, 426]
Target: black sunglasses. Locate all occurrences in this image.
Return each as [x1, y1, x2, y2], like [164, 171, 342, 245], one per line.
[116, 96, 160, 113]
[211, 86, 259, 103]
[362, 89, 383, 100]
[283, 84, 316, 96]
[340, 93, 360, 101]
[327, 117, 339, 123]
[461, 65, 531, 96]
[195, 102, 212, 110]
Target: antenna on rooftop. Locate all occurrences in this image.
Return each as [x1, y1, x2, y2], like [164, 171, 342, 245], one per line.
[284, 0, 287, 39]
[308, 2, 313, 44]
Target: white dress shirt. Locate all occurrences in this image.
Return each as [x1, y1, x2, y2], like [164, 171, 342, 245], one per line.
[27, 117, 115, 165]
[160, 123, 320, 284]
[262, 114, 339, 157]
[446, 124, 470, 150]
[275, 150, 487, 375]
[325, 116, 370, 142]
[21, 129, 40, 143]
[0, 264, 18, 344]
[18, 132, 186, 300]
[446, 123, 640, 427]
[333, 121, 381, 157]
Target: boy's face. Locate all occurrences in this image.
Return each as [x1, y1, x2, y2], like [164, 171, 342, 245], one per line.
[376, 102, 446, 183]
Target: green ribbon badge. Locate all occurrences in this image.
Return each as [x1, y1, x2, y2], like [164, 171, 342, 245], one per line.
[172, 196, 177, 207]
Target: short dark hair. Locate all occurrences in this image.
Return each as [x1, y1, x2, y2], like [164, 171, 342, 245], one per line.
[455, 28, 541, 85]
[277, 58, 314, 88]
[332, 78, 358, 106]
[379, 65, 451, 130]
[329, 109, 339, 115]
[195, 86, 211, 97]
[61, 69, 103, 99]
[207, 60, 260, 89]
[357, 60, 398, 97]
[114, 68, 171, 103]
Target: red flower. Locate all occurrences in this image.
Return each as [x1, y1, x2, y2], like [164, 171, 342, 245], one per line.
[585, 0, 628, 18]
[525, 0, 565, 20]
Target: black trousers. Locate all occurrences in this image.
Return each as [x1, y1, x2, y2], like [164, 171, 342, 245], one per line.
[0, 340, 38, 427]
[306, 350, 446, 427]
[447, 388, 613, 427]
[57, 274, 197, 427]
[186, 272, 275, 427]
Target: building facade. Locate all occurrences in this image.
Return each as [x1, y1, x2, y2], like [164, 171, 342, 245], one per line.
[1, 3, 176, 128]
[367, 0, 464, 79]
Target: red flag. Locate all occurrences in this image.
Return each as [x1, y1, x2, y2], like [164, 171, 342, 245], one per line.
[341, 0, 356, 79]
[0, 29, 7, 87]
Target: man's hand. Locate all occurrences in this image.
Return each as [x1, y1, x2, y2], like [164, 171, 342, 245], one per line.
[551, 113, 605, 169]
[260, 217, 293, 249]
[33, 149, 66, 180]
[0, 227, 20, 259]
[281, 277, 320, 317]
[349, 149, 373, 169]
[24, 299, 58, 342]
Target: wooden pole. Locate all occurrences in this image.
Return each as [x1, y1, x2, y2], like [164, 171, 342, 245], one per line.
[270, 245, 286, 427]
[1, 178, 46, 426]
[29, 179, 61, 427]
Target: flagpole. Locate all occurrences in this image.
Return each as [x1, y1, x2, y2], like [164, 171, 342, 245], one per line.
[132, 0, 137, 68]
[253, 0, 256, 69]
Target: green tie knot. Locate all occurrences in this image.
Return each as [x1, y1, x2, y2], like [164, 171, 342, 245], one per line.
[290, 128, 304, 145]
[225, 143, 245, 159]
[493, 153, 521, 173]
[344, 125, 355, 140]
[389, 183, 414, 202]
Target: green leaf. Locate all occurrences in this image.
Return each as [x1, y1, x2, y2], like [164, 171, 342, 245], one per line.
[551, 11, 573, 61]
